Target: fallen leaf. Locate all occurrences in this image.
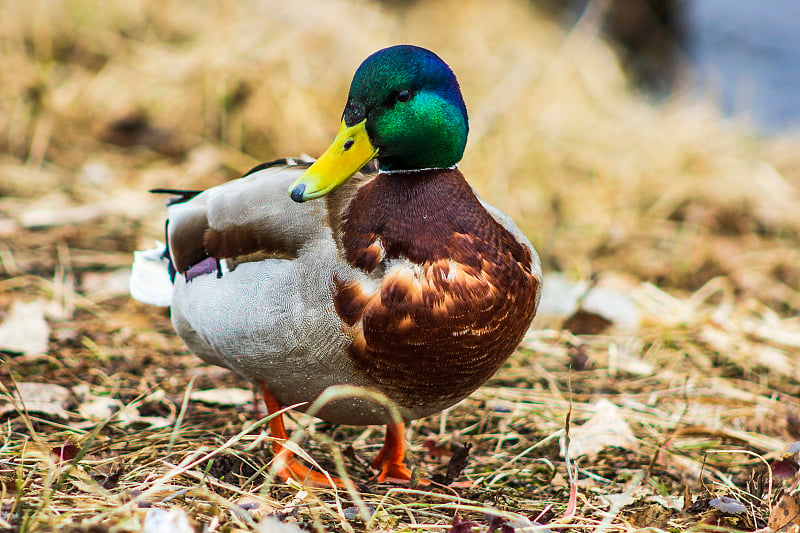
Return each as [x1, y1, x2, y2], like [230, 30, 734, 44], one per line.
[423, 438, 453, 459]
[646, 494, 685, 511]
[773, 459, 799, 481]
[143, 508, 194, 533]
[99, 469, 123, 490]
[445, 443, 471, 482]
[599, 492, 636, 509]
[770, 490, 800, 533]
[485, 399, 515, 414]
[537, 273, 640, 331]
[256, 517, 308, 533]
[0, 300, 49, 355]
[18, 202, 109, 229]
[568, 345, 592, 370]
[787, 412, 800, 440]
[709, 496, 747, 515]
[234, 496, 277, 520]
[116, 403, 173, 428]
[81, 268, 133, 300]
[78, 395, 123, 421]
[564, 309, 613, 335]
[0, 474, 18, 495]
[0, 382, 70, 419]
[190, 388, 251, 406]
[51, 442, 81, 464]
[450, 513, 478, 533]
[628, 503, 674, 529]
[342, 505, 375, 521]
[101, 112, 189, 157]
[487, 515, 515, 533]
[561, 399, 638, 459]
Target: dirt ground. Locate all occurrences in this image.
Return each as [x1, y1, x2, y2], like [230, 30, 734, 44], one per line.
[2, 1, 800, 532]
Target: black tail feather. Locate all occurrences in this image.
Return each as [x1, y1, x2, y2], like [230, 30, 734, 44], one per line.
[242, 157, 312, 178]
[149, 188, 203, 206]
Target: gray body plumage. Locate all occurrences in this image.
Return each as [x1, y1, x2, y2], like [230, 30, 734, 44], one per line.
[132, 162, 541, 425]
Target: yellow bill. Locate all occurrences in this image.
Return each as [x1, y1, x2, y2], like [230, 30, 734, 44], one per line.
[288, 119, 378, 202]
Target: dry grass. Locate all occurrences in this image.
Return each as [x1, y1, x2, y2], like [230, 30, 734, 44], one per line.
[2, 0, 800, 531]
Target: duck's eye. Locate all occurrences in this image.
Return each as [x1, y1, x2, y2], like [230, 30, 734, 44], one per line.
[396, 89, 411, 103]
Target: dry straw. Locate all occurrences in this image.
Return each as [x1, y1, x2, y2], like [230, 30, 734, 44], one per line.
[1, 0, 799, 531]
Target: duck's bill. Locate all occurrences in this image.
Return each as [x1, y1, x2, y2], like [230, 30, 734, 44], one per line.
[288, 119, 378, 202]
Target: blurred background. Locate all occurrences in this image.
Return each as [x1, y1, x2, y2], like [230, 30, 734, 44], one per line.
[561, 0, 800, 133]
[1, 0, 799, 311]
[2, 3, 800, 528]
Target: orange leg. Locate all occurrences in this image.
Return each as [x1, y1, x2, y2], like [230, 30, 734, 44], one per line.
[260, 382, 343, 488]
[371, 423, 430, 485]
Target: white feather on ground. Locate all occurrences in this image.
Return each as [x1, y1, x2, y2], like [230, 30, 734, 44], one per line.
[130, 242, 173, 307]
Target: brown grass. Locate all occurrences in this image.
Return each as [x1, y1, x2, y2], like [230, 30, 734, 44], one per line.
[2, 0, 800, 531]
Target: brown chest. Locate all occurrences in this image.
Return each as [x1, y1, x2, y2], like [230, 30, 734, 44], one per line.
[334, 258, 538, 412]
[331, 168, 540, 412]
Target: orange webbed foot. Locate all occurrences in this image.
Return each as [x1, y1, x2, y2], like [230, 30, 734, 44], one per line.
[370, 423, 431, 485]
[260, 382, 344, 489]
[271, 448, 345, 489]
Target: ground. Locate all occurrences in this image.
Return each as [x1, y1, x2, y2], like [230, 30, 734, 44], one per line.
[2, 0, 800, 532]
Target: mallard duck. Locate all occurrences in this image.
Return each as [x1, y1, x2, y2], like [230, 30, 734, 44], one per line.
[131, 45, 541, 488]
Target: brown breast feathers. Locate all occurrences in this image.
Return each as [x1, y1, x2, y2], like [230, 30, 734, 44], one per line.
[333, 168, 540, 413]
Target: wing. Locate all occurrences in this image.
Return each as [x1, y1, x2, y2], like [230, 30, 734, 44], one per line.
[165, 160, 329, 274]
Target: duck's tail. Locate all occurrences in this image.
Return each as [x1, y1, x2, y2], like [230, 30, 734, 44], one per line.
[130, 241, 173, 307]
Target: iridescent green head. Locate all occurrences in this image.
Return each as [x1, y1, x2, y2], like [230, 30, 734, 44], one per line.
[289, 45, 469, 202]
[344, 45, 469, 171]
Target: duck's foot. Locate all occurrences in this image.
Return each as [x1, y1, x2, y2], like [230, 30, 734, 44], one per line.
[260, 382, 344, 489]
[371, 423, 430, 485]
[271, 449, 344, 488]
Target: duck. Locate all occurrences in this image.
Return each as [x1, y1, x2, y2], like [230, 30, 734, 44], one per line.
[130, 44, 541, 488]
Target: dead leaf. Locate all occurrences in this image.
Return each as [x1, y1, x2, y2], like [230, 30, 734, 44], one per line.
[0, 382, 70, 419]
[561, 399, 638, 459]
[143, 508, 195, 533]
[18, 202, 109, 229]
[487, 515, 515, 533]
[0, 300, 49, 355]
[73, 385, 173, 428]
[445, 443, 471, 482]
[99, 469, 123, 490]
[255, 517, 308, 533]
[423, 438, 453, 459]
[770, 490, 800, 533]
[115, 403, 173, 428]
[51, 441, 81, 464]
[81, 268, 133, 300]
[709, 496, 747, 515]
[773, 459, 799, 481]
[234, 496, 277, 520]
[78, 395, 123, 421]
[450, 513, 479, 533]
[628, 503, 674, 529]
[787, 412, 800, 440]
[342, 505, 375, 521]
[600, 492, 636, 509]
[537, 273, 640, 331]
[101, 112, 189, 157]
[0, 474, 18, 495]
[564, 309, 613, 335]
[568, 345, 592, 370]
[190, 388, 251, 406]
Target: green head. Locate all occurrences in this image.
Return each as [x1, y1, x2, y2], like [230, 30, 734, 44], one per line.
[289, 45, 469, 202]
[344, 45, 469, 171]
